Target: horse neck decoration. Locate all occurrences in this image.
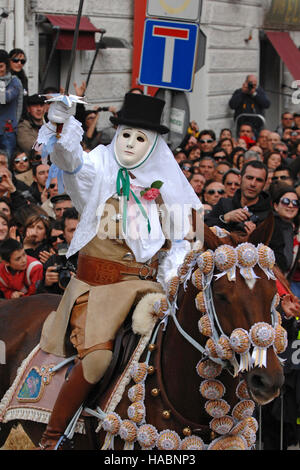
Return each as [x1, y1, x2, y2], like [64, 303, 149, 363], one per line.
[98, 216, 285, 451]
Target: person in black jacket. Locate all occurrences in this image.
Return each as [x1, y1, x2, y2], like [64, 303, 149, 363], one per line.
[229, 74, 270, 120]
[205, 160, 271, 235]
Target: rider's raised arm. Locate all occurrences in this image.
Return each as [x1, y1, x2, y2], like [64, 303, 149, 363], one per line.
[37, 101, 98, 214]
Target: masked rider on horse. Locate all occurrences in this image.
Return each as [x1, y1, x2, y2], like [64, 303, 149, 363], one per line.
[36, 92, 202, 449]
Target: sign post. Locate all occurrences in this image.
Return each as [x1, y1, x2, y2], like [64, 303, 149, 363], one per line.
[139, 19, 199, 92]
[147, 0, 202, 22]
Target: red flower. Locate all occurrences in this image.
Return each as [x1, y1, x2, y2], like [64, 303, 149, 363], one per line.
[142, 188, 160, 201]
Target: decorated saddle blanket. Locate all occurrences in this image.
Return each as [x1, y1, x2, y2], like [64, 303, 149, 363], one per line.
[0, 345, 85, 434]
[0, 292, 166, 440]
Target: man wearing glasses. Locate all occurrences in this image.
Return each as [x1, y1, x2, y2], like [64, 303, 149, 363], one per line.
[271, 166, 294, 187]
[198, 129, 216, 157]
[273, 142, 293, 167]
[275, 112, 294, 138]
[222, 169, 241, 198]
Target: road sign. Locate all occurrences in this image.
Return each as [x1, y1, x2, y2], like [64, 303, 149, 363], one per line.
[147, 0, 202, 22]
[139, 19, 199, 92]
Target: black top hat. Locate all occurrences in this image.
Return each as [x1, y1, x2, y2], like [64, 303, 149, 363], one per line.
[110, 92, 169, 134]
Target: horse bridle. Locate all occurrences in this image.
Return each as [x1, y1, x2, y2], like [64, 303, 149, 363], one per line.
[163, 244, 283, 376]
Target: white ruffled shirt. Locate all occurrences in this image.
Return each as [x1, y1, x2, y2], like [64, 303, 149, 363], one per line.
[37, 117, 202, 270]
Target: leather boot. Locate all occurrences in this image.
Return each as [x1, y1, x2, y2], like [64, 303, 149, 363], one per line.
[38, 360, 94, 450]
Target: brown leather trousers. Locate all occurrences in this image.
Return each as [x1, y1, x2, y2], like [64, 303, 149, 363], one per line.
[69, 292, 114, 359]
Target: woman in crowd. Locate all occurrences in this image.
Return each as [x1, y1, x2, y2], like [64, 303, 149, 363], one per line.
[9, 48, 29, 119]
[264, 150, 283, 171]
[187, 145, 201, 161]
[236, 153, 245, 170]
[9, 49, 28, 97]
[269, 184, 300, 275]
[230, 147, 245, 168]
[219, 137, 234, 156]
[219, 128, 233, 141]
[23, 213, 51, 261]
[0, 49, 23, 158]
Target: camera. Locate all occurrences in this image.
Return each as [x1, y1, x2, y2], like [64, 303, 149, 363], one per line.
[235, 212, 260, 232]
[54, 243, 76, 289]
[248, 82, 254, 91]
[55, 262, 75, 288]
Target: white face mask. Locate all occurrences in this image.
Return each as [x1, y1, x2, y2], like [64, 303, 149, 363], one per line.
[115, 127, 157, 169]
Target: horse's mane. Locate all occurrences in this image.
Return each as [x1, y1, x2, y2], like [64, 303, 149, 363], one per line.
[203, 225, 248, 250]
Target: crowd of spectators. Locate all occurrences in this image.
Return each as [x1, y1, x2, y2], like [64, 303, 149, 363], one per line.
[175, 109, 300, 450]
[1, 46, 300, 447]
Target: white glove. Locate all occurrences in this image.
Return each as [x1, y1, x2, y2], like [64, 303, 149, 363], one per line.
[47, 101, 76, 124]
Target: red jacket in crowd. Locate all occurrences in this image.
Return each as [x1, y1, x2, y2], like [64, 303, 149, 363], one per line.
[0, 255, 43, 299]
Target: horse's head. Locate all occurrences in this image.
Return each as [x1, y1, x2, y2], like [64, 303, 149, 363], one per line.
[202, 214, 284, 405]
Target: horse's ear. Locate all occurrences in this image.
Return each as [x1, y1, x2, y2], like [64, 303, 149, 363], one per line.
[203, 224, 222, 250]
[248, 212, 274, 246]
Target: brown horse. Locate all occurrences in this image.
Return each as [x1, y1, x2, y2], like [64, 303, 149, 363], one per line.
[0, 217, 285, 449]
[95, 217, 284, 449]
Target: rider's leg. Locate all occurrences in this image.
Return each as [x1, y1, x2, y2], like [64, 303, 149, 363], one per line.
[38, 349, 112, 450]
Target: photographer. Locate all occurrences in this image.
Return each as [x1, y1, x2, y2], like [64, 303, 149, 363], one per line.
[229, 74, 270, 121]
[82, 106, 116, 151]
[205, 160, 271, 234]
[38, 207, 79, 294]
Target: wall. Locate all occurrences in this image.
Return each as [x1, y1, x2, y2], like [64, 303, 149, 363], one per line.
[189, 0, 264, 138]
[33, 0, 134, 129]
[0, 1, 297, 137]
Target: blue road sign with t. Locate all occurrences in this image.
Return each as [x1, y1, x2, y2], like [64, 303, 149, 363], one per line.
[139, 19, 199, 92]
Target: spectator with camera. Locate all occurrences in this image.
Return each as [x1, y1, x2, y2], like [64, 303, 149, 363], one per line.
[229, 74, 270, 121]
[0, 166, 28, 210]
[205, 160, 271, 234]
[38, 207, 79, 295]
[0, 238, 43, 299]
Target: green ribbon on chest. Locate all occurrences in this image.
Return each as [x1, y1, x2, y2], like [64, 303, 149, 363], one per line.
[116, 167, 151, 235]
